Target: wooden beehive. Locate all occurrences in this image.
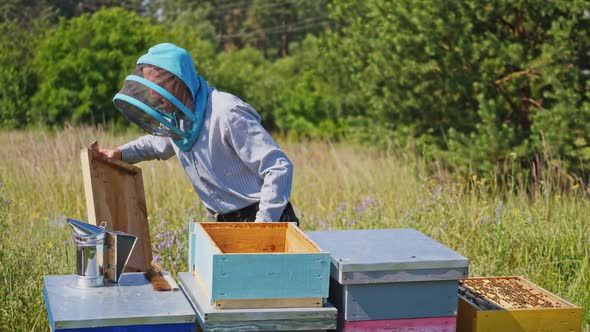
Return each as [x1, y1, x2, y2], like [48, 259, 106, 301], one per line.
[457, 277, 582, 332]
[188, 222, 330, 309]
[307, 228, 469, 326]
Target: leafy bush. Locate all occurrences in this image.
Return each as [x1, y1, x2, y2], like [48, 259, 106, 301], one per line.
[0, 20, 42, 128]
[328, 0, 590, 175]
[31, 8, 169, 126]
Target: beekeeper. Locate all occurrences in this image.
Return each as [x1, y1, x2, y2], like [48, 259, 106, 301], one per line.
[95, 43, 299, 224]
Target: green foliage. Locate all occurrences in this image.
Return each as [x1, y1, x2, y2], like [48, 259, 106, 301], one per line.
[1, 1, 589, 178]
[328, 0, 590, 175]
[242, 0, 330, 58]
[31, 8, 168, 126]
[0, 21, 40, 128]
[163, 6, 218, 80]
[269, 36, 344, 138]
[206, 47, 273, 121]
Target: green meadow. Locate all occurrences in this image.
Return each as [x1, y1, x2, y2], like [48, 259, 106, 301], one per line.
[0, 128, 587, 331]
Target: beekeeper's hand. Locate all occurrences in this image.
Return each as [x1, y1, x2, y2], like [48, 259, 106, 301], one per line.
[91, 142, 122, 161]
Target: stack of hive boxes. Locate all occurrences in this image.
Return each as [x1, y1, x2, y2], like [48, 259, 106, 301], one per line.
[179, 222, 337, 331]
[307, 228, 469, 332]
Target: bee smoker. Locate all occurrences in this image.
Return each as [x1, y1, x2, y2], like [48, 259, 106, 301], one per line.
[67, 218, 137, 288]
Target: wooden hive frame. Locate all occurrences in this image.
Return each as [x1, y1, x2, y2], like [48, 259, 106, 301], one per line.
[81, 147, 152, 273]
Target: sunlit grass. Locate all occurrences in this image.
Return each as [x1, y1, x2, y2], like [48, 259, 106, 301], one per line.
[0, 127, 588, 331]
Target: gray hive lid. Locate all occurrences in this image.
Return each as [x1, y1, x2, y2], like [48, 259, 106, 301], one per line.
[43, 274, 195, 329]
[306, 228, 469, 284]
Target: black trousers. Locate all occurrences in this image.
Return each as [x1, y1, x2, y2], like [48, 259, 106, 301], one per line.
[216, 202, 300, 226]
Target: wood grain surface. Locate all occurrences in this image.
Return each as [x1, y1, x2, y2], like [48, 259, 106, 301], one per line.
[81, 147, 152, 272]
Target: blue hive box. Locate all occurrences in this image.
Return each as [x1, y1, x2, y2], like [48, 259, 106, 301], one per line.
[307, 228, 469, 325]
[43, 273, 196, 331]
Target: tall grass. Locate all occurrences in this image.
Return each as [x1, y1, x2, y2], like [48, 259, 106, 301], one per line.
[0, 127, 588, 331]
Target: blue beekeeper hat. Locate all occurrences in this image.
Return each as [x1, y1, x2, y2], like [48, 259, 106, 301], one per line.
[112, 43, 209, 151]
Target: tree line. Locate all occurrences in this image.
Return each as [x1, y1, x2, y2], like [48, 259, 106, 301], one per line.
[1, 0, 589, 177]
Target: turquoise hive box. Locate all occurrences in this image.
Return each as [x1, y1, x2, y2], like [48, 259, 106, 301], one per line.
[188, 222, 331, 309]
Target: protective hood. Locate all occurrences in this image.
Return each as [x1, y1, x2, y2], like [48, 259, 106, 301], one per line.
[113, 43, 209, 151]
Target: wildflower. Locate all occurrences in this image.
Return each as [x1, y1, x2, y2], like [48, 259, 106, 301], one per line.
[471, 174, 477, 181]
[46, 242, 53, 248]
[31, 211, 40, 219]
[572, 184, 580, 190]
[188, 187, 194, 193]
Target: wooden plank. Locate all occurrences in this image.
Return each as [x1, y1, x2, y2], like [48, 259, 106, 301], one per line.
[188, 222, 198, 273]
[193, 223, 221, 289]
[479, 308, 582, 332]
[214, 297, 323, 309]
[199, 319, 333, 332]
[211, 253, 331, 301]
[81, 148, 152, 272]
[285, 223, 322, 253]
[204, 225, 286, 253]
[456, 296, 477, 332]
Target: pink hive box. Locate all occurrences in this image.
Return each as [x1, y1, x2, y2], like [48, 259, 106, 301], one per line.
[343, 316, 456, 332]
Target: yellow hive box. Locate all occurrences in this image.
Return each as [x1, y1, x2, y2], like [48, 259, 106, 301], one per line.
[457, 276, 582, 332]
